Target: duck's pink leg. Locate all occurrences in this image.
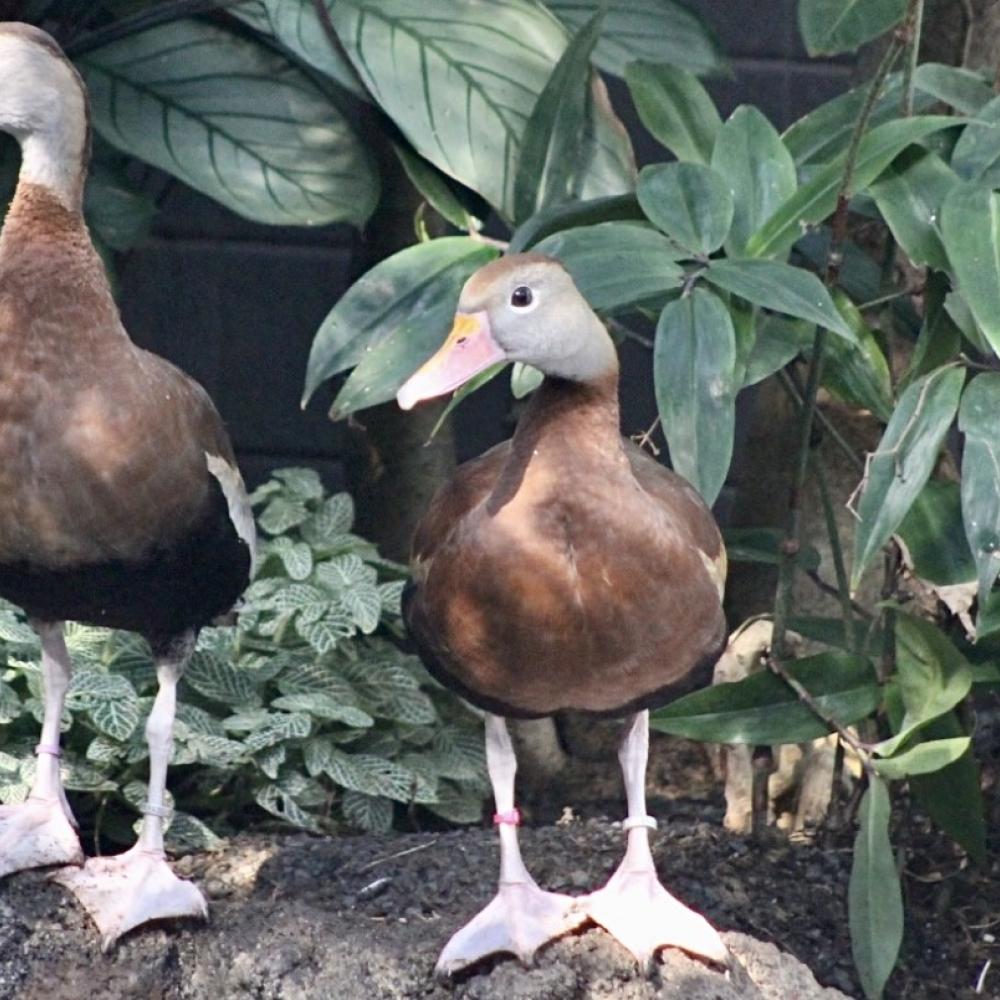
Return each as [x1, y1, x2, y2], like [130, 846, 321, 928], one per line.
[53, 633, 206, 950]
[436, 714, 586, 976]
[0, 621, 83, 876]
[582, 711, 730, 971]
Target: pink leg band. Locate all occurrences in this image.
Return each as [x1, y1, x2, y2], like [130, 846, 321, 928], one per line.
[493, 808, 521, 826]
[34, 744, 61, 758]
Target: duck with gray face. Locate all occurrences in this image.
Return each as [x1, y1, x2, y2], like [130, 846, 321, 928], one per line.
[0, 22, 255, 949]
[398, 253, 731, 975]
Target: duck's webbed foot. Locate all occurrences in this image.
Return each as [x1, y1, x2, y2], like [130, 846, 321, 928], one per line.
[0, 794, 82, 877]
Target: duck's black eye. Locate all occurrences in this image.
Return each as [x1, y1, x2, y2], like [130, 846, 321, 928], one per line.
[510, 285, 533, 308]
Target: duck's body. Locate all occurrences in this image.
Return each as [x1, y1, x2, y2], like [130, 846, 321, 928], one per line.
[0, 180, 249, 643]
[397, 252, 730, 975]
[406, 376, 726, 718]
[0, 22, 253, 949]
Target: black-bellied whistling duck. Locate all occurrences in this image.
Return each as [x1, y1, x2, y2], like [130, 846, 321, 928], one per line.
[0, 23, 255, 948]
[397, 253, 730, 975]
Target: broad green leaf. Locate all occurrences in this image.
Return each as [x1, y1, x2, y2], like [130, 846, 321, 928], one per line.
[651, 651, 879, 743]
[342, 583, 382, 634]
[704, 259, 854, 340]
[959, 373, 1000, 606]
[869, 148, 956, 272]
[329, 0, 634, 220]
[711, 106, 797, 257]
[799, 0, 905, 56]
[747, 116, 959, 259]
[242, 712, 311, 752]
[625, 62, 721, 165]
[885, 700, 986, 862]
[514, 12, 603, 222]
[266, 537, 313, 581]
[902, 273, 963, 388]
[875, 614, 973, 757]
[873, 737, 970, 779]
[951, 94, 1000, 186]
[508, 193, 643, 253]
[81, 19, 377, 226]
[303, 237, 497, 405]
[940, 182, 1000, 357]
[914, 63, 993, 116]
[88, 687, 141, 742]
[535, 222, 685, 311]
[271, 693, 374, 727]
[849, 777, 903, 1000]
[944, 290, 992, 356]
[724, 527, 820, 572]
[393, 144, 482, 231]
[851, 366, 964, 590]
[788, 615, 876, 655]
[638, 163, 733, 256]
[741, 315, 811, 388]
[547, 0, 726, 78]
[255, 783, 321, 832]
[897, 480, 976, 587]
[258, 496, 309, 535]
[819, 290, 893, 420]
[230, 0, 366, 97]
[185, 651, 261, 708]
[341, 789, 394, 833]
[654, 289, 736, 506]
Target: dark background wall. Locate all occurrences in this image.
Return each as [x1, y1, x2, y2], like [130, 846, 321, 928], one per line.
[116, 1, 854, 489]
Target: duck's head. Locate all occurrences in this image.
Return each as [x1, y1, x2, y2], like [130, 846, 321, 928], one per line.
[0, 23, 89, 209]
[397, 252, 616, 410]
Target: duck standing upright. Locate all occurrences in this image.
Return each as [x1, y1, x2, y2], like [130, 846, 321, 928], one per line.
[398, 253, 730, 974]
[0, 23, 255, 947]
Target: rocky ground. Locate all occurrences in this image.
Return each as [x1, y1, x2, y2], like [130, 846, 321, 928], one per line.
[0, 735, 995, 1000]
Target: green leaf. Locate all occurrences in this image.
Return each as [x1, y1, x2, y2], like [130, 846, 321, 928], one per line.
[270, 693, 373, 727]
[83, 159, 157, 253]
[914, 64, 993, 116]
[638, 163, 733, 255]
[303, 237, 497, 407]
[88, 683, 141, 742]
[258, 496, 309, 536]
[874, 737, 970, 779]
[255, 783, 321, 832]
[819, 290, 893, 420]
[747, 116, 960, 259]
[341, 789, 394, 833]
[711, 106, 797, 257]
[230, 0, 367, 97]
[535, 222, 684, 312]
[266, 537, 313, 581]
[875, 614, 973, 757]
[897, 479, 976, 587]
[342, 583, 382, 634]
[165, 810, 223, 852]
[81, 19, 377, 226]
[329, 0, 634, 219]
[903, 273, 963, 388]
[851, 366, 965, 590]
[869, 148, 956, 272]
[0, 681, 21, 725]
[511, 363, 544, 399]
[513, 11, 603, 222]
[951, 94, 1000, 186]
[185, 651, 261, 708]
[799, 0, 905, 57]
[848, 777, 903, 1000]
[724, 526, 821, 573]
[940, 182, 1000, 357]
[508, 193, 643, 253]
[959, 373, 1000, 606]
[301, 493, 355, 544]
[547, 0, 726, 78]
[296, 612, 354, 654]
[624, 62, 721, 166]
[741, 315, 811, 388]
[243, 712, 311, 753]
[654, 289, 736, 506]
[393, 143, 480, 231]
[650, 651, 879, 743]
[704, 259, 854, 341]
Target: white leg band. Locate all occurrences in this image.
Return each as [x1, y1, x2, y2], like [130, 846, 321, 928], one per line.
[622, 814, 658, 832]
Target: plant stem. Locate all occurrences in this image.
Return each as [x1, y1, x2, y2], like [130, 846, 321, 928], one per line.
[901, 0, 925, 117]
[813, 454, 858, 652]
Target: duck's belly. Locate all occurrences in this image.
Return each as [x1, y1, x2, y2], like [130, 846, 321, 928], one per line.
[406, 515, 726, 718]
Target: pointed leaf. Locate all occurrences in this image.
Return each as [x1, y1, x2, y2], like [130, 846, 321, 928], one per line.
[393, 144, 481, 230]
[651, 651, 879, 744]
[940, 182, 1000, 357]
[638, 163, 733, 256]
[896, 480, 976, 588]
[624, 62, 721, 166]
[851, 366, 964, 590]
[799, 0, 905, 57]
[747, 117, 960, 259]
[511, 363, 544, 399]
[959, 373, 1000, 606]
[849, 777, 903, 1000]
[81, 19, 377, 226]
[874, 737, 970, 779]
[654, 289, 736, 506]
[741, 315, 811, 388]
[535, 222, 684, 312]
[547, 0, 725, 78]
[303, 237, 497, 405]
[704, 259, 854, 340]
[951, 94, 1000, 186]
[508, 192, 643, 253]
[513, 12, 603, 222]
[711, 106, 797, 257]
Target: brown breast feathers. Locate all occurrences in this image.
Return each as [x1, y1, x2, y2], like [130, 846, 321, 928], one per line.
[405, 375, 727, 718]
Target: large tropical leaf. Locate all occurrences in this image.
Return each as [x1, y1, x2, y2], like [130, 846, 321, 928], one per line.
[799, 0, 906, 57]
[329, 0, 634, 220]
[303, 238, 497, 405]
[951, 94, 1000, 187]
[545, 0, 726, 78]
[81, 18, 377, 226]
[638, 163, 733, 256]
[654, 288, 736, 506]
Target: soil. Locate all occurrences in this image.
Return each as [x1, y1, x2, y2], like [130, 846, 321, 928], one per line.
[0, 733, 996, 1000]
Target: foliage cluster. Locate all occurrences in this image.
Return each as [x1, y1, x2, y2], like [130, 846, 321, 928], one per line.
[0, 469, 487, 850]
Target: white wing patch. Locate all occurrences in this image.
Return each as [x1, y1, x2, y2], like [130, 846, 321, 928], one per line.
[698, 547, 726, 601]
[205, 452, 257, 573]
